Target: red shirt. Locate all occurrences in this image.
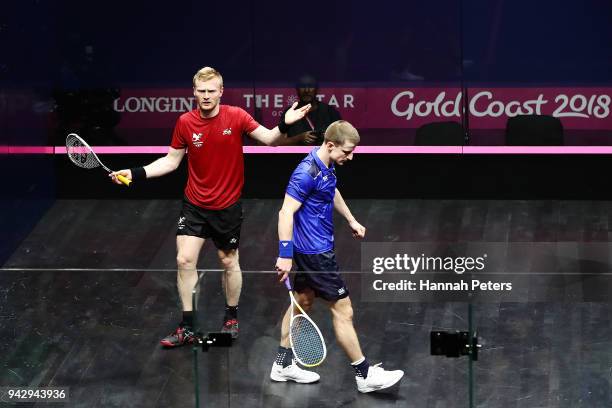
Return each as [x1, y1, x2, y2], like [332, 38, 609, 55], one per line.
[170, 105, 260, 209]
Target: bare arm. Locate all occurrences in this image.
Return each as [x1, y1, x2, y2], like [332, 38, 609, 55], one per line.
[249, 102, 311, 146]
[334, 188, 366, 239]
[110, 147, 185, 184]
[275, 194, 303, 280]
[142, 147, 185, 178]
[249, 125, 285, 147]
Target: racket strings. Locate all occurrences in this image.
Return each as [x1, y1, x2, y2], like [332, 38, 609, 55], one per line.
[66, 136, 99, 169]
[291, 315, 325, 366]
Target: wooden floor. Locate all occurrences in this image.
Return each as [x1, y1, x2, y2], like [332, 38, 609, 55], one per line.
[2, 199, 612, 407]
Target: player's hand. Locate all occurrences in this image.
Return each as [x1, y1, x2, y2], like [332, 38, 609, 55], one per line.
[284, 102, 311, 125]
[276, 257, 293, 282]
[109, 169, 132, 185]
[349, 219, 366, 239]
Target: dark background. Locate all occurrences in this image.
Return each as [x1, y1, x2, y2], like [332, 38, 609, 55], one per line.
[2, 0, 612, 263]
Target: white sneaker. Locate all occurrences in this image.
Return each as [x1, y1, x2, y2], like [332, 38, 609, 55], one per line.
[355, 363, 404, 393]
[270, 360, 320, 383]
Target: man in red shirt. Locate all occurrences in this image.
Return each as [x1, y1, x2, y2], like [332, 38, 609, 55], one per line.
[111, 66, 310, 346]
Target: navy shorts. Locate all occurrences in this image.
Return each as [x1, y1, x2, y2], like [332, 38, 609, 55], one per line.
[176, 197, 242, 250]
[293, 250, 349, 302]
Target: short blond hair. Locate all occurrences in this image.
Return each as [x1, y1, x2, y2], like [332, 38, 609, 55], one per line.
[324, 120, 360, 145]
[192, 66, 223, 87]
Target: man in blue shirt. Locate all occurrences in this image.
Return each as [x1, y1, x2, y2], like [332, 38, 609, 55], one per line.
[270, 120, 405, 393]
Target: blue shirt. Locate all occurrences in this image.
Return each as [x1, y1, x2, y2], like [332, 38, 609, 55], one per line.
[285, 148, 337, 254]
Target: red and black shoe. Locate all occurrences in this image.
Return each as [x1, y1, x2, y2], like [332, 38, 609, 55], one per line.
[221, 318, 239, 339]
[160, 325, 195, 348]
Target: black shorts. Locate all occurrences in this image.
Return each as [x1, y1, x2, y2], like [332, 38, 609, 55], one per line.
[293, 250, 349, 302]
[176, 197, 243, 250]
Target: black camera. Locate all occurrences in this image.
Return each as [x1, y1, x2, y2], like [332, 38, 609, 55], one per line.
[312, 129, 324, 137]
[430, 331, 479, 360]
[310, 129, 324, 141]
[195, 332, 233, 352]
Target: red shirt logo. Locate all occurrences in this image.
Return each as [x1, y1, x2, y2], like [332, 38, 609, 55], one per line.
[192, 133, 203, 147]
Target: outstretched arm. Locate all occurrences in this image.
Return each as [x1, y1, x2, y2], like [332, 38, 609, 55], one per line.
[109, 147, 185, 184]
[249, 102, 311, 146]
[275, 194, 303, 281]
[334, 188, 366, 239]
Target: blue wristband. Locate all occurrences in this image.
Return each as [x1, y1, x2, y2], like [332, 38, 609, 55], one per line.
[279, 241, 293, 258]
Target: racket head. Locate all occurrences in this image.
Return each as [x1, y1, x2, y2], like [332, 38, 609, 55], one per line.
[289, 313, 327, 367]
[65, 133, 106, 171]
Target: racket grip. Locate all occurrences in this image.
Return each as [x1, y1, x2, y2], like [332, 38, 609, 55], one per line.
[284, 278, 292, 291]
[117, 174, 132, 186]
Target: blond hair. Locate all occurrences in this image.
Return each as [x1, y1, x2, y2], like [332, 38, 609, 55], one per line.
[324, 120, 360, 145]
[192, 67, 223, 87]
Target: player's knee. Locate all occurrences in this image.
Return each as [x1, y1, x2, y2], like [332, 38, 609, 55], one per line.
[299, 297, 313, 311]
[342, 307, 354, 322]
[332, 303, 354, 322]
[219, 254, 239, 271]
[176, 254, 196, 270]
